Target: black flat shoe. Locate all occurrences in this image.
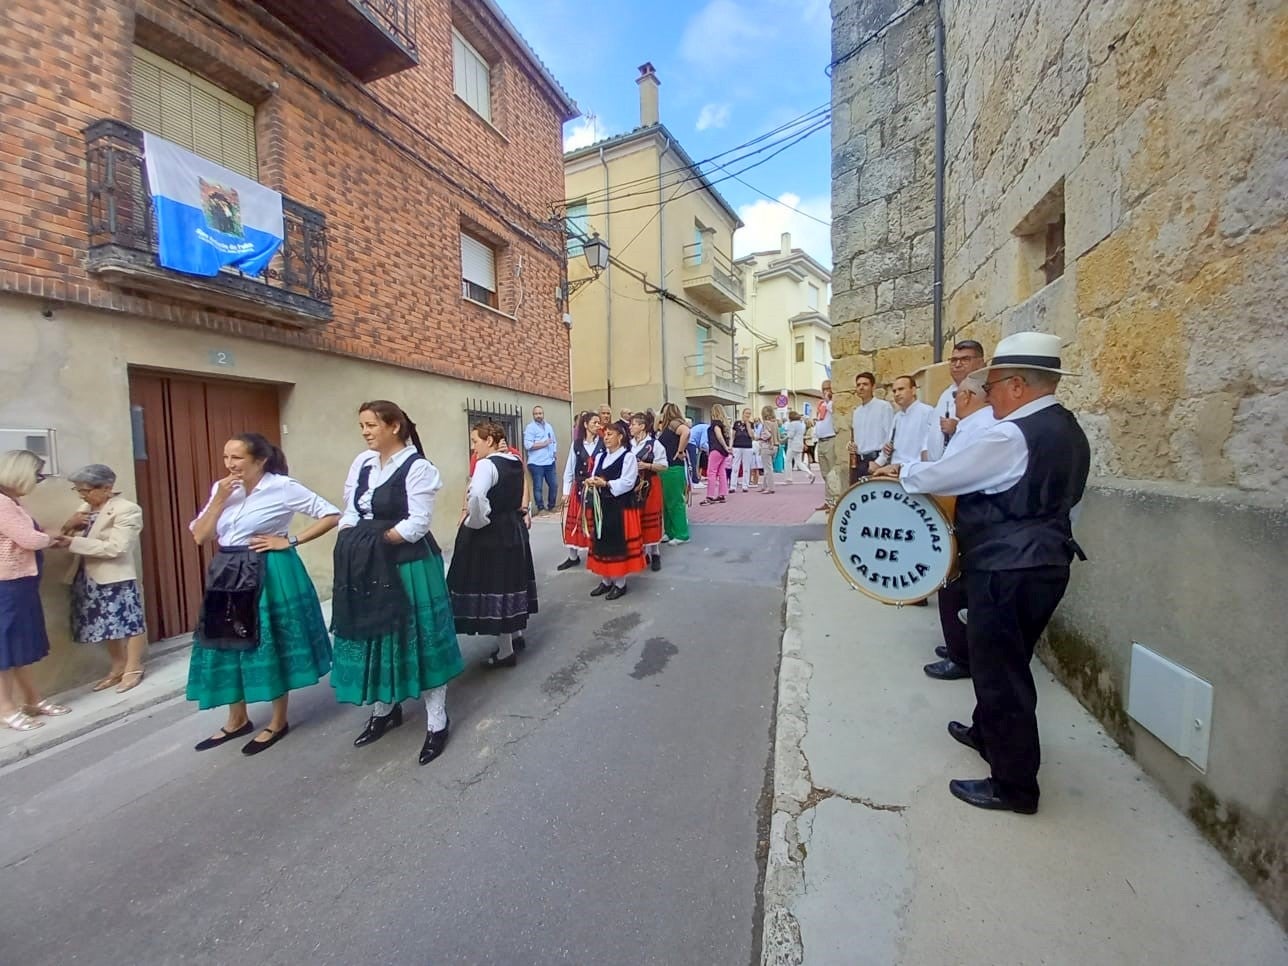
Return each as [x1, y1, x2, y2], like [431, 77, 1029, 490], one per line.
[605, 585, 628, 600]
[419, 724, 450, 765]
[557, 556, 581, 571]
[947, 720, 984, 757]
[949, 777, 1037, 814]
[924, 659, 970, 680]
[513, 635, 527, 652]
[590, 583, 611, 597]
[354, 703, 403, 747]
[935, 645, 949, 659]
[242, 723, 290, 756]
[483, 651, 517, 669]
[194, 720, 254, 751]
[650, 553, 661, 572]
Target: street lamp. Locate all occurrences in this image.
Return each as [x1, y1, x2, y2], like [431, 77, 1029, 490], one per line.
[560, 232, 610, 304]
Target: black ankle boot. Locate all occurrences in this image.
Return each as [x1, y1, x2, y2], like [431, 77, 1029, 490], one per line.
[419, 718, 450, 765]
[353, 703, 403, 747]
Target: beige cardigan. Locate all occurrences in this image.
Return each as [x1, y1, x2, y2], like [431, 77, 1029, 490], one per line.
[65, 495, 143, 585]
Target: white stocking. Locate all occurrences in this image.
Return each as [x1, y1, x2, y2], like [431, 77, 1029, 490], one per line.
[372, 700, 393, 717]
[424, 686, 448, 732]
[495, 632, 515, 660]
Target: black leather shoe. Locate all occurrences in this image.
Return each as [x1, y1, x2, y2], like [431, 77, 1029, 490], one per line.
[935, 645, 949, 659]
[924, 659, 970, 680]
[241, 723, 290, 756]
[483, 651, 517, 670]
[195, 719, 254, 751]
[557, 556, 581, 571]
[949, 777, 1037, 814]
[947, 720, 984, 757]
[650, 553, 661, 572]
[419, 723, 450, 765]
[513, 635, 527, 652]
[605, 585, 628, 600]
[354, 704, 403, 747]
[590, 583, 611, 596]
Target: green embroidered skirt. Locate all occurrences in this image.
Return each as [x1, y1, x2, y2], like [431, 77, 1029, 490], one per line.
[329, 554, 464, 706]
[186, 548, 332, 709]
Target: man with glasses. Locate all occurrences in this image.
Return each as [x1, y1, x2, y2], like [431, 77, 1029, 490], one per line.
[872, 332, 1089, 815]
[927, 340, 987, 460]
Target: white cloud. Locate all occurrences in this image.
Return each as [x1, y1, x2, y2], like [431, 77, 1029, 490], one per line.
[562, 115, 601, 152]
[734, 192, 832, 266]
[696, 102, 732, 131]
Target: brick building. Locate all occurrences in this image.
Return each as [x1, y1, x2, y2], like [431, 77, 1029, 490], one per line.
[0, 0, 577, 691]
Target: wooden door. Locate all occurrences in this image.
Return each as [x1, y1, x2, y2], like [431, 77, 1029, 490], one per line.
[128, 371, 281, 642]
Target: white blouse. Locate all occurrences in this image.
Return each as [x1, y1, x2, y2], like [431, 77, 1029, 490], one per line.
[465, 451, 520, 530]
[338, 446, 440, 543]
[191, 473, 340, 546]
[631, 435, 669, 471]
[592, 447, 639, 497]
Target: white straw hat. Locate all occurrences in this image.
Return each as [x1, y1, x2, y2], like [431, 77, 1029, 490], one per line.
[979, 331, 1077, 376]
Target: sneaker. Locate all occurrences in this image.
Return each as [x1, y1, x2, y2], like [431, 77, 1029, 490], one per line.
[670, 537, 689, 545]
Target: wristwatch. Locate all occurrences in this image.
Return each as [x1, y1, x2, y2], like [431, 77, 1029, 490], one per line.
[287, 534, 299, 547]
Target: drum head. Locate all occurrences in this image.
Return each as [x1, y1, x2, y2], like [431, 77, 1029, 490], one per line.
[828, 479, 957, 604]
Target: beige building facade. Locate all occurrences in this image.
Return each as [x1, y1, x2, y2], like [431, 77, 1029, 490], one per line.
[734, 233, 833, 417]
[831, 0, 1287, 924]
[563, 64, 747, 421]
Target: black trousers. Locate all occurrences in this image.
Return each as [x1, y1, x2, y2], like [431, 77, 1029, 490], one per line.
[963, 566, 1070, 804]
[937, 576, 969, 669]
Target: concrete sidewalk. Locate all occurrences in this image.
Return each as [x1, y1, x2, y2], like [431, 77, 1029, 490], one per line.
[762, 539, 1287, 965]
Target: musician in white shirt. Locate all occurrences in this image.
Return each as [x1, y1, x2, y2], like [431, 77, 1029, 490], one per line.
[848, 370, 894, 481]
[927, 340, 987, 460]
[877, 375, 936, 467]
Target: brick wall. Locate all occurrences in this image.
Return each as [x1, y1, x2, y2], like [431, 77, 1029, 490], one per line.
[0, 0, 572, 399]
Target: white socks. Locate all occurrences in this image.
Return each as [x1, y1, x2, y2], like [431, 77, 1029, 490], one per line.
[371, 686, 448, 731]
[372, 700, 393, 717]
[613, 578, 626, 588]
[494, 632, 515, 661]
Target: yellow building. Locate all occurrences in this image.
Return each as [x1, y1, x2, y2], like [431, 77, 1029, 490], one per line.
[733, 232, 832, 417]
[563, 63, 747, 420]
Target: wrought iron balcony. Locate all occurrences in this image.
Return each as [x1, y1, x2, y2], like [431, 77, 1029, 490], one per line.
[684, 352, 747, 406]
[84, 120, 332, 326]
[253, 0, 418, 82]
[681, 243, 746, 313]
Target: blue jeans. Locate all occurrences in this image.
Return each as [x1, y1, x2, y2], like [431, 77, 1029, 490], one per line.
[686, 443, 701, 484]
[529, 462, 558, 510]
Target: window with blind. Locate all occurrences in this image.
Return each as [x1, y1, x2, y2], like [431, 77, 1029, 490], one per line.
[452, 29, 492, 123]
[132, 47, 258, 180]
[461, 232, 499, 308]
[565, 201, 589, 257]
[794, 339, 805, 363]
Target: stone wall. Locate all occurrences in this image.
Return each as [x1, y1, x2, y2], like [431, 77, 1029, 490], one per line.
[831, 0, 1288, 925]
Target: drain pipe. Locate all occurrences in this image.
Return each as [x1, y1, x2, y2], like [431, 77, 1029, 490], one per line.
[658, 135, 672, 401]
[932, 0, 946, 362]
[600, 146, 613, 406]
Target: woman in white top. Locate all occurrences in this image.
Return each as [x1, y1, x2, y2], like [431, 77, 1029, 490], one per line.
[330, 400, 464, 767]
[629, 412, 668, 572]
[585, 420, 645, 599]
[187, 433, 339, 756]
[557, 411, 604, 571]
[784, 411, 814, 484]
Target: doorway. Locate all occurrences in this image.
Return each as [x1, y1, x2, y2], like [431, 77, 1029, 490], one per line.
[128, 370, 282, 642]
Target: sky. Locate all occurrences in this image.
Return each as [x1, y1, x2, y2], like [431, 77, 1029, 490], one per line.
[497, 0, 834, 264]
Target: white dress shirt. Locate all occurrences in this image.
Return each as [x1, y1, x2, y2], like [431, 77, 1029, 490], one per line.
[562, 437, 602, 496]
[851, 398, 895, 455]
[814, 399, 835, 439]
[878, 400, 936, 466]
[942, 406, 998, 459]
[592, 447, 638, 496]
[193, 473, 340, 546]
[338, 446, 440, 542]
[901, 396, 1063, 496]
[465, 451, 520, 529]
[926, 383, 960, 461]
[631, 436, 668, 470]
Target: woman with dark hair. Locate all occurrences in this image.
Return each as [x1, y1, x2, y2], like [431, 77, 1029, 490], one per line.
[187, 433, 339, 755]
[557, 411, 603, 571]
[629, 412, 668, 572]
[448, 420, 538, 669]
[330, 401, 464, 766]
[656, 402, 690, 545]
[585, 420, 645, 599]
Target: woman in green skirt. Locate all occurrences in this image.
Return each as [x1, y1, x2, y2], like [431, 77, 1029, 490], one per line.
[330, 400, 464, 766]
[188, 433, 339, 756]
[656, 402, 691, 544]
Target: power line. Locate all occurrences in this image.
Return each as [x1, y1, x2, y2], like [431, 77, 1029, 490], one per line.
[826, 0, 928, 76]
[708, 162, 832, 226]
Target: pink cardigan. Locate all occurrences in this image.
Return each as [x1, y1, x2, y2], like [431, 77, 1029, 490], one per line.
[0, 493, 53, 580]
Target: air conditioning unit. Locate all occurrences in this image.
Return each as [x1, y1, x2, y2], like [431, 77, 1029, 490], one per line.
[0, 428, 59, 475]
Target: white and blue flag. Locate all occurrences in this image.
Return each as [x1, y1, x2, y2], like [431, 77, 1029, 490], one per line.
[142, 134, 284, 278]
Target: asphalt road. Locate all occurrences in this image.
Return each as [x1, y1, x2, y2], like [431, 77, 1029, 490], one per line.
[0, 517, 818, 966]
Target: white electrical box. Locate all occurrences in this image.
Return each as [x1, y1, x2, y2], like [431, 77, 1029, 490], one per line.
[1126, 642, 1214, 771]
[0, 428, 60, 475]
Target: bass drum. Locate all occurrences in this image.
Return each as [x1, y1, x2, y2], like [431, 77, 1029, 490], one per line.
[827, 478, 957, 604]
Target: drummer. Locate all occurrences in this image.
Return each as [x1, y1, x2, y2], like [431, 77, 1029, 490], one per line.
[871, 332, 1089, 816]
[921, 372, 995, 682]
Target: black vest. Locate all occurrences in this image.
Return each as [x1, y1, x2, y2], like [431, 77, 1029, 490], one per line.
[485, 454, 525, 514]
[574, 438, 604, 484]
[954, 403, 1090, 572]
[354, 454, 439, 563]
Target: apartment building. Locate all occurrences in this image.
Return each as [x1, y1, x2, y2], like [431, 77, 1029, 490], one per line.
[563, 64, 747, 421]
[0, 0, 576, 691]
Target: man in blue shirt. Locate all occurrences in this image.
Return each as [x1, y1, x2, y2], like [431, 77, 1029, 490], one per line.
[688, 420, 709, 486]
[523, 406, 558, 512]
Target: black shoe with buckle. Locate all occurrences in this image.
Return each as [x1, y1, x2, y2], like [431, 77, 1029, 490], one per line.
[241, 723, 290, 756]
[194, 719, 254, 752]
[590, 583, 611, 597]
[419, 720, 450, 766]
[557, 556, 581, 571]
[605, 585, 628, 600]
[354, 703, 403, 747]
[924, 659, 970, 680]
[949, 777, 1037, 814]
[483, 651, 517, 670]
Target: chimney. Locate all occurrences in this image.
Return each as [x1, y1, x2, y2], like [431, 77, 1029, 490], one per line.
[637, 62, 660, 127]
[780, 232, 792, 256]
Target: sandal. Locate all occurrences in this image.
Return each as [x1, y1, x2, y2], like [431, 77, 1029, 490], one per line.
[2, 710, 44, 732]
[92, 673, 124, 692]
[699, 499, 716, 506]
[116, 669, 145, 694]
[24, 699, 71, 717]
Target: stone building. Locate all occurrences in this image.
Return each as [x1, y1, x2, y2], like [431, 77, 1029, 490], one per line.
[830, 0, 1287, 923]
[0, 0, 576, 692]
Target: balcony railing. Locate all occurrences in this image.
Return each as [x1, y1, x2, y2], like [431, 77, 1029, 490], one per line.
[684, 352, 747, 405]
[681, 243, 746, 312]
[253, 0, 419, 82]
[84, 120, 333, 325]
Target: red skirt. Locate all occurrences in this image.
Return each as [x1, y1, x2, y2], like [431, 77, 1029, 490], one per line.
[640, 473, 663, 546]
[562, 488, 591, 549]
[588, 506, 646, 579]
